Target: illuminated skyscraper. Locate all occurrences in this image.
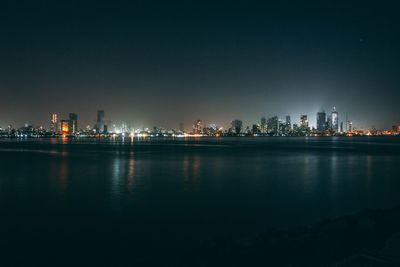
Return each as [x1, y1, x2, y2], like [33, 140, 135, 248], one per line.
[68, 113, 78, 134]
[286, 115, 291, 130]
[347, 121, 353, 132]
[96, 110, 105, 133]
[260, 117, 267, 133]
[300, 115, 308, 130]
[316, 111, 326, 132]
[50, 113, 58, 133]
[252, 124, 260, 135]
[331, 107, 339, 132]
[61, 120, 69, 136]
[231, 120, 243, 134]
[267, 116, 279, 134]
[193, 119, 203, 134]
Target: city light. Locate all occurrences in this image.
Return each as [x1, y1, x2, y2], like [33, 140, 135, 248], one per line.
[0, 107, 399, 139]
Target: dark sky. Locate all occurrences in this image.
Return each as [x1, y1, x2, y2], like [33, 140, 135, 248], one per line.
[1, 1, 399, 130]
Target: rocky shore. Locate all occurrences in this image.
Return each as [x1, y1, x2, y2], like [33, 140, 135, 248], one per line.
[193, 206, 400, 266]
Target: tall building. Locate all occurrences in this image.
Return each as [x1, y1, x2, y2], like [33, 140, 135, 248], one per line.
[347, 121, 353, 132]
[300, 115, 309, 130]
[327, 114, 332, 130]
[292, 124, 299, 132]
[68, 113, 78, 134]
[231, 120, 243, 134]
[267, 116, 279, 134]
[331, 107, 339, 132]
[252, 124, 260, 135]
[286, 115, 291, 130]
[50, 113, 58, 133]
[61, 120, 69, 136]
[96, 110, 105, 133]
[316, 111, 326, 132]
[260, 117, 267, 133]
[193, 119, 203, 134]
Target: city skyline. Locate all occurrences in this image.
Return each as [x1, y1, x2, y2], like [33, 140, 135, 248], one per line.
[1, 105, 398, 136]
[0, 107, 389, 131]
[0, 103, 396, 131]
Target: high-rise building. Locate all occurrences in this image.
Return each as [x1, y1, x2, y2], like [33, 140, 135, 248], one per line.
[347, 121, 353, 132]
[331, 107, 339, 132]
[316, 111, 326, 132]
[61, 120, 69, 136]
[267, 116, 279, 134]
[260, 117, 267, 133]
[50, 113, 58, 133]
[326, 115, 332, 130]
[68, 113, 78, 134]
[340, 122, 344, 133]
[392, 125, 400, 133]
[286, 115, 291, 130]
[252, 124, 260, 135]
[231, 120, 243, 134]
[193, 119, 203, 134]
[300, 115, 309, 130]
[96, 110, 105, 133]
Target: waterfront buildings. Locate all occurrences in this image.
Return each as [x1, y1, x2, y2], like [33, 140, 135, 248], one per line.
[260, 117, 267, 133]
[317, 111, 326, 132]
[252, 124, 260, 135]
[3, 105, 399, 138]
[193, 119, 203, 134]
[331, 107, 339, 132]
[61, 120, 69, 136]
[347, 120, 353, 132]
[286, 115, 291, 131]
[267, 116, 279, 135]
[96, 110, 105, 133]
[50, 113, 58, 133]
[231, 120, 243, 135]
[68, 113, 78, 134]
[300, 115, 309, 130]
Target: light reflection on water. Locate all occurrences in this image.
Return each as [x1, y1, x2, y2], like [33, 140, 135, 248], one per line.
[1, 138, 400, 234]
[126, 153, 136, 193]
[111, 153, 122, 204]
[182, 155, 201, 192]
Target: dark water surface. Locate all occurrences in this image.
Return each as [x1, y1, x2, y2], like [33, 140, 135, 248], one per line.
[1, 137, 400, 265]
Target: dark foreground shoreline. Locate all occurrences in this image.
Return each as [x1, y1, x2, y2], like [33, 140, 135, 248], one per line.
[2, 207, 400, 266]
[193, 206, 400, 267]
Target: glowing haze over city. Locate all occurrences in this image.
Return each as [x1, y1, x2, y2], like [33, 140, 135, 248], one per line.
[1, 2, 399, 131]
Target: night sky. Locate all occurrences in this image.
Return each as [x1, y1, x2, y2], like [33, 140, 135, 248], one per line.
[1, 1, 399, 130]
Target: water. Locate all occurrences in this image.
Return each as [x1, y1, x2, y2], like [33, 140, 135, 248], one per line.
[1, 137, 400, 265]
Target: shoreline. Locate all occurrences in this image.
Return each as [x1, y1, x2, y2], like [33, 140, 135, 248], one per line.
[194, 206, 400, 266]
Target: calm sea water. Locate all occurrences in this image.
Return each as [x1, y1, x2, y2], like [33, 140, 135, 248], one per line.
[1, 137, 400, 265]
